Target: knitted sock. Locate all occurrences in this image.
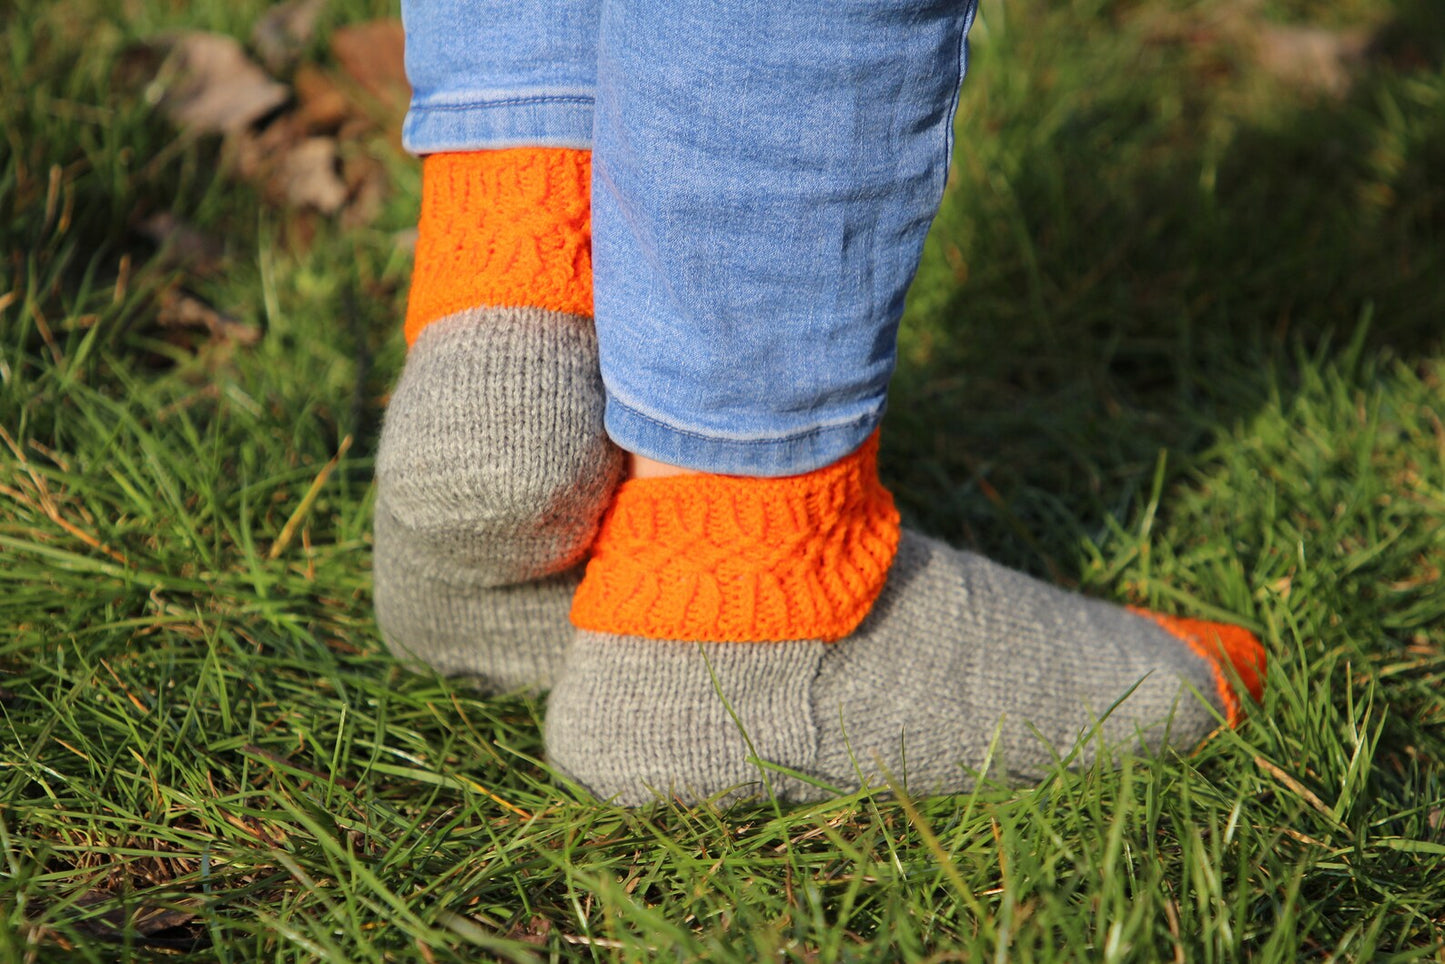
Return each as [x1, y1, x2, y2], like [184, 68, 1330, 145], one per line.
[374, 149, 621, 692]
[546, 435, 1265, 805]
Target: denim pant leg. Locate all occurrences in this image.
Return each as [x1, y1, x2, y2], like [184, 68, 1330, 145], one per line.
[401, 0, 978, 474]
[402, 0, 599, 151]
[593, 0, 979, 476]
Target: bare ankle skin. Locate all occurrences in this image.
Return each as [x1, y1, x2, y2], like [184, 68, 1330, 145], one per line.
[627, 452, 702, 479]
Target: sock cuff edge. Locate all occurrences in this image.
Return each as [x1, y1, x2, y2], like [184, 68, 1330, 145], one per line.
[404, 147, 593, 345]
[571, 432, 901, 642]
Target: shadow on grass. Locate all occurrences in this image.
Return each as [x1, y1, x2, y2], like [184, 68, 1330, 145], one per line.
[884, 0, 1445, 571]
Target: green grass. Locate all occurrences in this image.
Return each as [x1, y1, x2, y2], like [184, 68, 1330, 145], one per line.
[2, 0, 1443, 959]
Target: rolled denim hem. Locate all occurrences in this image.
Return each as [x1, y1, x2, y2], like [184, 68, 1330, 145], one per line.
[402, 95, 595, 154]
[603, 394, 884, 477]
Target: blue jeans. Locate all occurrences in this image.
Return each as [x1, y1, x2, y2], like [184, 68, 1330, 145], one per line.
[404, 0, 979, 475]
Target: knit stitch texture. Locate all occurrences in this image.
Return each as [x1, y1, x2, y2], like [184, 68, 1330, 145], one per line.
[405, 149, 593, 345]
[548, 531, 1267, 806]
[376, 146, 618, 691]
[375, 307, 620, 691]
[1130, 608, 1266, 725]
[569, 433, 901, 642]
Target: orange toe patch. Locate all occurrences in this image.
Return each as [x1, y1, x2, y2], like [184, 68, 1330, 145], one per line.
[1130, 609, 1267, 727]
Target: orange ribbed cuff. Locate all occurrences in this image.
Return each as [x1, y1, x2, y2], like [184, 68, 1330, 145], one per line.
[571, 433, 902, 643]
[404, 148, 592, 345]
[1131, 608, 1267, 726]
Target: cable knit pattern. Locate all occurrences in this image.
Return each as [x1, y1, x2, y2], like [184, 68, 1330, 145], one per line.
[1129, 608, 1267, 726]
[404, 148, 593, 345]
[570, 433, 901, 642]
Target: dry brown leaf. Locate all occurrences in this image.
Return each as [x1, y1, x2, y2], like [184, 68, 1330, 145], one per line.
[148, 32, 290, 134]
[111, 42, 166, 96]
[127, 17, 397, 269]
[156, 288, 261, 347]
[1130, 1, 1378, 99]
[252, 0, 326, 74]
[294, 63, 352, 133]
[228, 110, 302, 183]
[331, 19, 409, 120]
[272, 137, 348, 213]
[135, 212, 227, 276]
[70, 894, 206, 951]
[1255, 24, 1373, 98]
[507, 916, 553, 947]
[339, 150, 386, 227]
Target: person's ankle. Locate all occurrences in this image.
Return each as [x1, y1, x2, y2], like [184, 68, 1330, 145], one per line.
[627, 451, 702, 479]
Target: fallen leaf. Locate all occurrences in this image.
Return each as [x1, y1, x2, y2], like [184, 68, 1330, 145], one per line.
[126, 19, 398, 274]
[1130, 1, 1378, 100]
[229, 109, 303, 184]
[111, 42, 165, 95]
[294, 63, 353, 133]
[506, 915, 553, 947]
[339, 150, 386, 227]
[157, 288, 262, 347]
[252, 0, 326, 74]
[331, 19, 409, 120]
[147, 32, 290, 134]
[1255, 24, 1372, 98]
[135, 212, 227, 276]
[70, 894, 207, 951]
[273, 137, 348, 213]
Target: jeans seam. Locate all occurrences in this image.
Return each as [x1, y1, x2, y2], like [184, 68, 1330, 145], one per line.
[411, 96, 595, 112]
[943, 2, 975, 203]
[608, 393, 881, 448]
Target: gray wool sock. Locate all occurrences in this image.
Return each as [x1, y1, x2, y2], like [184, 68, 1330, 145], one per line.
[546, 531, 1246, 806]
[373, 307, 621, 692]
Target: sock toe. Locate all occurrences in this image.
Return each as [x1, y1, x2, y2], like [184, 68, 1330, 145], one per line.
[1130, 610, 1267, 726]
